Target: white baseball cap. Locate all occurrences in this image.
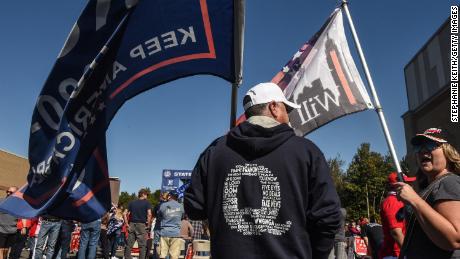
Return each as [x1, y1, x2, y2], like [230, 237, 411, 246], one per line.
[243, 82, 301, 111]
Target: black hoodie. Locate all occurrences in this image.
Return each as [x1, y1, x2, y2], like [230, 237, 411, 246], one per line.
[185, 121, 341, 259]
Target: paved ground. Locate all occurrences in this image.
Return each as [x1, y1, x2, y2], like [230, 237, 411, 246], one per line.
[19, 248, 132, 259]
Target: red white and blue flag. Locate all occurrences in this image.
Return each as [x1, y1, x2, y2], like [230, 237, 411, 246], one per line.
[235, 8, 373, 135]
[0, 0, 244, 222]
[272, 8, 373, 136]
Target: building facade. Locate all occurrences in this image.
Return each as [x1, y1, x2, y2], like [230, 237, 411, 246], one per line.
[402, 18, 458, 172]
[0, 149, 28, 198]
[0, 149, 121, 204]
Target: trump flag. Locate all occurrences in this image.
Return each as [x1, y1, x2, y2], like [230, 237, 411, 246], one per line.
[272, 8, 373, 136]
[0, 0, 244, 222]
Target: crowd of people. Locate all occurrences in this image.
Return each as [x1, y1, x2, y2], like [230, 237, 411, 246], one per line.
[1, 82, 460, 259]
[0, 188, 209, 259]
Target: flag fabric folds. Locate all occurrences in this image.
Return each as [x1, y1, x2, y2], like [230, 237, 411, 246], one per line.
[0, 0, 243, 222]
[272, 8, 373, 136]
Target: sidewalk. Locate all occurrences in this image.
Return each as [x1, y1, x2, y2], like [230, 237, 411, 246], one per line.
[19, 248, 128, 259]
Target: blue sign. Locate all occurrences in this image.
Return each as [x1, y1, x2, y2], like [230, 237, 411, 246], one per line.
[161, 169, 192, 193]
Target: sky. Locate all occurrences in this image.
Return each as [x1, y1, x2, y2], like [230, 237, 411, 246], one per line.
[0, 1, 454, 194]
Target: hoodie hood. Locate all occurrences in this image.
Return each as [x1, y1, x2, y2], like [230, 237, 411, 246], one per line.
[227, 121, 295, 160]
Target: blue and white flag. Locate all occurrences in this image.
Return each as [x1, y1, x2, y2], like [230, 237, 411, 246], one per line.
[0, 0, 244, 222]
[176, 182, 191, 199]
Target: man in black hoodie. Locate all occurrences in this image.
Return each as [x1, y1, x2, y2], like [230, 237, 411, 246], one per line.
[185, 82, 341, 259]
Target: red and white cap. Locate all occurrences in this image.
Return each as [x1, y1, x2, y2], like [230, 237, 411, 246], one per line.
[411, 128, 448, 145]
[387, 172, 416, 184]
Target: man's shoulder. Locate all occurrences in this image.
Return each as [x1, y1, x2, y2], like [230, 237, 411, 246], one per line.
[142, 199, 152, 208]
[288, 135, 321, 148]
[169, 200, 182, 208]
[288, 136, 326, 158]
[128, 199, 138, 206]
[381, 195, 403, 213]
[130, 199, 150, 206]
[383, 194, 401, 205]
[198, 135, 227, 156]
[205, 133, 226, 146]
[367, 223, 382, 229]
[160, 200, 175, 208]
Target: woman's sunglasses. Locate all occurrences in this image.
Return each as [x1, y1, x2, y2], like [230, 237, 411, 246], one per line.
[413, 141, 440, 153]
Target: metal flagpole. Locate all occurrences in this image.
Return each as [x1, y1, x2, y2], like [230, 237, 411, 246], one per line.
[230, 82, 239, 128]
[230, 0, 245, 128]
[341, 0, 404, 181]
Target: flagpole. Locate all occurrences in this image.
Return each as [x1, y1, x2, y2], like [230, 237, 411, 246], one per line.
[341, 0, 404, 181]
[230, 0, 245, 128]
[230, 82, 239, 128]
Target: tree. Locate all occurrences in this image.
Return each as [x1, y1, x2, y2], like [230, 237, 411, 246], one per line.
[117, 188, 162, 209]
[327, 155, 346, 195]
[144, 187, 161, 208]
[340, 143, 394, 221]
[118, 191, 136, 209]
[400, 155, 410, 173]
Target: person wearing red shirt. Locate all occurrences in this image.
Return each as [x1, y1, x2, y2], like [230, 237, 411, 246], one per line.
[379, 172, 415, 259]
[27, 218, 39, 259]
[348, 221, 360, 236]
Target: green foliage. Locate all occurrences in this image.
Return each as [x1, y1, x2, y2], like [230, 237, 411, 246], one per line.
[145, 188, 161, 208]
[329, 143, 395, 222]
[118, 191, 136, 209]
[400, 155, 410, 173]
[118, 188, 161, 209]
[327, 155, 345, 194]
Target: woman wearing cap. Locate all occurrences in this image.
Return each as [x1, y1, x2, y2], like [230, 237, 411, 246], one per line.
[394, 128, 460, 258]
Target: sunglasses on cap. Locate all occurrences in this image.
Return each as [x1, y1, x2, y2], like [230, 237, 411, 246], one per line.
[413, 141, 440, 153]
